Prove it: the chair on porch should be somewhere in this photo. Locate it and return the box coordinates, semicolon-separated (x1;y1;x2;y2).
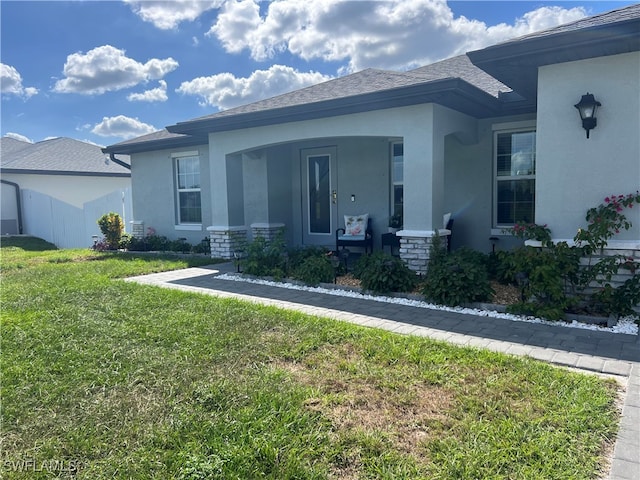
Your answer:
336;214;373;254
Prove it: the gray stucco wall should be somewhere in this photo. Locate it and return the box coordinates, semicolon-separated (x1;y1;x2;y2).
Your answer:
265;137;391;250
267;145;294;243
130;144;210;245
335;137;390;248
443;114;536;254
537;52;640;241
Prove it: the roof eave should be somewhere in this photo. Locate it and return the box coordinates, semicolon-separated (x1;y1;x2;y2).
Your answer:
102;134;208;155
0;168;131;178
167;79;511;136
468;20;640;99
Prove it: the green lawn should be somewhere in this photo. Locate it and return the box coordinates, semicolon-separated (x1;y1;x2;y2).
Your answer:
1;237;621;479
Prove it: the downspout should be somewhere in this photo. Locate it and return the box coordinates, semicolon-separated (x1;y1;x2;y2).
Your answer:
109;153;131;170
1;179;23;234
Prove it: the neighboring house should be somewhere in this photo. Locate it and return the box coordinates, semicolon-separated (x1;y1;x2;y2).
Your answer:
103;5;639;273
1;137;132;248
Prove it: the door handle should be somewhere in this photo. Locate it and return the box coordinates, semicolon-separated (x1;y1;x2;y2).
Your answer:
332;190;337;204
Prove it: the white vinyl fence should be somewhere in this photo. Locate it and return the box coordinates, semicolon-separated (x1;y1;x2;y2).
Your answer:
21;188;133;249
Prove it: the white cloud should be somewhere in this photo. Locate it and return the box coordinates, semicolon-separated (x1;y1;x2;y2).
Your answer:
4;132;34;143
176;64;331;109
127;80;168;102
91;115;157;139
53;45;178;95
208;0;587;72
1;64;39;98
124;0;224;30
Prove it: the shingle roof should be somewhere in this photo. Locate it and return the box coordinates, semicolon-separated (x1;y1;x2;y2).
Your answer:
0;137;32;156
467;3;640;98
407;55;509;97
106;129;193;147
509;3;640;42
182;55;509;125
105;3;639;153
1;137;130;176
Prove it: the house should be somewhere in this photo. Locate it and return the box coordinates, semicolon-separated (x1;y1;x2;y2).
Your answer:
103;5;639;274
1;136;132;248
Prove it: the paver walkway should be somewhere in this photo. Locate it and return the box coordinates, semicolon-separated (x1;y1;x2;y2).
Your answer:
126;263;640;480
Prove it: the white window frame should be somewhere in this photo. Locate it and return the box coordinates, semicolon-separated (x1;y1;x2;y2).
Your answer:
173;151;202;227
492;122;536;230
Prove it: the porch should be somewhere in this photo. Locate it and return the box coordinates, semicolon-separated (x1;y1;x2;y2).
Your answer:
203;104;476;274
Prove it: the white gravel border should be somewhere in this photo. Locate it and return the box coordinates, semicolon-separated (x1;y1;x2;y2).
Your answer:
216;273;638;335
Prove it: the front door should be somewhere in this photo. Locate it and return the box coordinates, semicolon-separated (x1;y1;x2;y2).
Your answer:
301;146;337;246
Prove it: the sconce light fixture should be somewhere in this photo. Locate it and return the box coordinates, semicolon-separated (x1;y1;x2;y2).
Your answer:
574;93;601;138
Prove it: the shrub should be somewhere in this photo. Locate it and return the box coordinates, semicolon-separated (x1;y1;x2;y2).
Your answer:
169;238;192;253
287;246;329;270
591;275;640;317
503;192;640;320
121;234;172;252
148;235;172;252
241;234;287;279
422;240;494;307
192;237;211;255
97;212;124;250
291;254;335;286
354;251;417;294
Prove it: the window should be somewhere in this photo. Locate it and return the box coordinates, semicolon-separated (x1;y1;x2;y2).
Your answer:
175;154;201;224
391;142;403;218
494;129;536;226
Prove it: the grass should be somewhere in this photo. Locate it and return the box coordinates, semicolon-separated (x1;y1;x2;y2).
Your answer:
1;236;622;479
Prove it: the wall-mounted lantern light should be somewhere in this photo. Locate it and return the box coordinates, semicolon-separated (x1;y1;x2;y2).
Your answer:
574;93;601;139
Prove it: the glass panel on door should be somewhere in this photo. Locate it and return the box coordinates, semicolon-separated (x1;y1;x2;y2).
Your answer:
308;154;331;234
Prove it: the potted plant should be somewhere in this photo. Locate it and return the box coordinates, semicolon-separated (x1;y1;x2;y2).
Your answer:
388;213;402;233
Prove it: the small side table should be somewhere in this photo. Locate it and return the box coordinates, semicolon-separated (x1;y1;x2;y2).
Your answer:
381;232;400;256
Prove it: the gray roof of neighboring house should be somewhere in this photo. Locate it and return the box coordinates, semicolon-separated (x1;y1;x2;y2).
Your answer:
0;136;33;156
467;4;640;98
1;137;130;176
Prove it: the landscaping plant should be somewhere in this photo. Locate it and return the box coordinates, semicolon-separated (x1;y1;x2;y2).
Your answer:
422;235;494;306
96;212;124;250
290;253;335;286
240;232;288;279
504;192;640;320
353;251;417;294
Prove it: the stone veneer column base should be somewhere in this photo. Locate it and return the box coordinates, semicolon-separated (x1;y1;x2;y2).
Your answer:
207;226;248;259
130;220;145;239
250;223;285;242
397;229;451;275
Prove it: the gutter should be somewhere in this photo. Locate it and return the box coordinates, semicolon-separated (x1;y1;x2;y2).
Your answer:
102;135;207;156
108;153;131;170
1;179;23;234
167;78;508;136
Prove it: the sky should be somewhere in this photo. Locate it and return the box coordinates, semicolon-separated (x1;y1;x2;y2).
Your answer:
1;0;637;147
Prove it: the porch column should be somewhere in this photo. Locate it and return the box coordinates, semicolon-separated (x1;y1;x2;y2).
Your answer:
399;111;447;273
209;146;231;227
207;225;247;259
207;138;247;259
243;151;269;238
